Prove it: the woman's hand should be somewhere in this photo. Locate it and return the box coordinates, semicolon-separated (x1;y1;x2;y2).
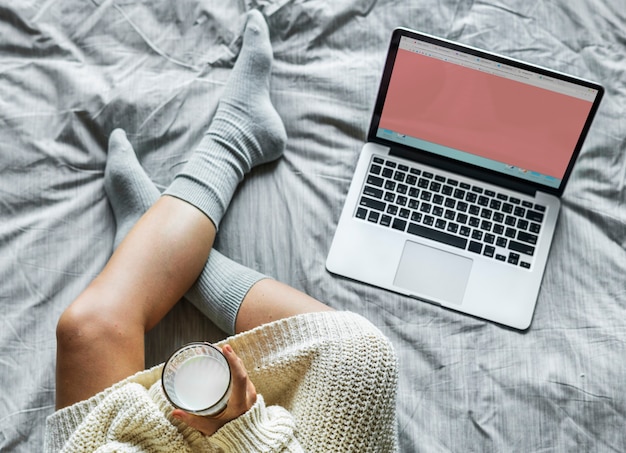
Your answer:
171;344;257;436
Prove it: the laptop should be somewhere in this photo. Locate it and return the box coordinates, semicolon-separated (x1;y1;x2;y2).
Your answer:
326;27;604;330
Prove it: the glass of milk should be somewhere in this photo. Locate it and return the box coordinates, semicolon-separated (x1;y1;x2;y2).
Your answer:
162;342;232;416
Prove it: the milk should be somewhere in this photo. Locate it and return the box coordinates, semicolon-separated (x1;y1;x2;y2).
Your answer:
173;355;230;411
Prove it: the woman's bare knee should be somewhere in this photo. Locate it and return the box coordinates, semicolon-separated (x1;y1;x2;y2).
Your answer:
55;289;145;408
58;290;113;349
57;297;101;354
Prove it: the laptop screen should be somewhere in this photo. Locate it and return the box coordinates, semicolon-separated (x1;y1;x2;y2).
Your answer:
372;31;603;194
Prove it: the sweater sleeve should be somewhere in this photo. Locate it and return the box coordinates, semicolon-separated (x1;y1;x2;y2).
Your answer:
208;395;304;452
47;380;303;453
56;382;197;453
147;377;304;452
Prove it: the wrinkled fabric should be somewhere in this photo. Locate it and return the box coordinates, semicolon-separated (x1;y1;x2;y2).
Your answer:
0;0;624;451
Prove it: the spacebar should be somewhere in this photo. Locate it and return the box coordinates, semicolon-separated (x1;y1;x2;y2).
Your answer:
407;223;468;249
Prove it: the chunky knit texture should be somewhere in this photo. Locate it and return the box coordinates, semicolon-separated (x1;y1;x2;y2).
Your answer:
45;311;399;452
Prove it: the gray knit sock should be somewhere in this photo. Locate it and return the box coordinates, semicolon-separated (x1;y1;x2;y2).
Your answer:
105;129;162;250
163;9;286;229
104;129;267;334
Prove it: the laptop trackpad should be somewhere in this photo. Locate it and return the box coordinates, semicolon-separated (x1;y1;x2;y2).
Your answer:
394;241;473;305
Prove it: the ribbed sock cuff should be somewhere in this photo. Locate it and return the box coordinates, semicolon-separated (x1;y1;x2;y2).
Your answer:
185;249;268;335
163;173;229;230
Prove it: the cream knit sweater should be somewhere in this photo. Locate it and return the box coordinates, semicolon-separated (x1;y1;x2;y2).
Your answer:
45;311;398;452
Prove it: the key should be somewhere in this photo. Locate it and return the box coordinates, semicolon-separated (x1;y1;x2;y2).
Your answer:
508;240;535;256
517;231;538;245
360;196;385;211
469;241;483;254
526;210;544;223
392;218;407;231
407;223;468;249
363;186;383;199
367;175;384;187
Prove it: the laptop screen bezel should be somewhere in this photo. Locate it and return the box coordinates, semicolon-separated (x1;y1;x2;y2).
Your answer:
367;28;605;197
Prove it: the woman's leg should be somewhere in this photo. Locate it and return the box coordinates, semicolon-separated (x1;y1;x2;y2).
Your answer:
105;129;269;336
234;279;332;333
55;10;292;409
55;196;215;408
102;129;333;337
56;190;331;409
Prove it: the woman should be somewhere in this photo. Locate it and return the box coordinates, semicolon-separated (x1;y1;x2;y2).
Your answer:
45;10;398;452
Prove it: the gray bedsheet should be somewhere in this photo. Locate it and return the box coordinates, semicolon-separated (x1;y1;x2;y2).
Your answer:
1;1;624;451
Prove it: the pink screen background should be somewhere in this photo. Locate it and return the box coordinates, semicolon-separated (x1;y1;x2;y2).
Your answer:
379;49;594;179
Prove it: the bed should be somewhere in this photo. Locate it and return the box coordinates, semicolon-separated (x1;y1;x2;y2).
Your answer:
1;0;624;451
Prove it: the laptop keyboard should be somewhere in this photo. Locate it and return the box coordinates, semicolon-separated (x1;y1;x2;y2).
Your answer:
355;156;547;269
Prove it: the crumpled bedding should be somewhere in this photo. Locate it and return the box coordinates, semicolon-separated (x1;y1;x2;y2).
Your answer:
1;1;624;451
